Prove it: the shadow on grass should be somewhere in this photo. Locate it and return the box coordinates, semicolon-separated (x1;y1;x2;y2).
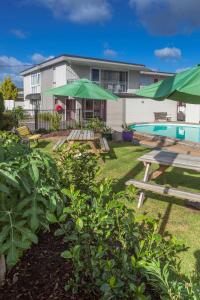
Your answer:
158;202;173;235
194;250;200;274
37;140;52;149
112;161;145;192
154;167;200;190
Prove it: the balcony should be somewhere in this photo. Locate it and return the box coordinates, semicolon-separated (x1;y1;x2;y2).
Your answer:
67;79;128;94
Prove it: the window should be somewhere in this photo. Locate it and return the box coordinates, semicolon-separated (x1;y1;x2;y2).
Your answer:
31;73;41;94
91;69;100;82
154;78;159;83
31;73;40;85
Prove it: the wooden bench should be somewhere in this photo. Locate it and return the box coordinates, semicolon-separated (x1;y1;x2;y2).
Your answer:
16;126;41;144
99;137;110;153
127;150;200;208
126;179;200;204
52;137;68;151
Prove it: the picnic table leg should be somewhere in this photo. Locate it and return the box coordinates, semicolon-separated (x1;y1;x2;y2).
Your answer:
88;141;104;163
138;163;151;208
88;141;99;155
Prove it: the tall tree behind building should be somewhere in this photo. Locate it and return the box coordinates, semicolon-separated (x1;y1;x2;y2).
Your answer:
0;77;18;100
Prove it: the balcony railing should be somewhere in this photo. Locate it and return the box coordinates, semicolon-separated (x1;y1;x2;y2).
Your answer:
67;79;128;93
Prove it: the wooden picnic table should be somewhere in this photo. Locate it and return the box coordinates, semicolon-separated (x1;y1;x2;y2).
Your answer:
67;129;98;155
127;150;200;208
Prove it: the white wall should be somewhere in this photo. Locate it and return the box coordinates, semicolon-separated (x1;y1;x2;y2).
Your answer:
125;97;177;123
106;98;125;131
4;100;15;110
23;75;33;109
55;64;67;87
185;104;200;123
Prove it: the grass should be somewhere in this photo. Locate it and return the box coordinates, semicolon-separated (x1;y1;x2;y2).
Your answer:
36;138;200;275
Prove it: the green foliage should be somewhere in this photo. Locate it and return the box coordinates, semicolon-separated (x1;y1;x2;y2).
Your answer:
122;123;133;132
38;112;52;122
0;111;15;130
0;139;62;268
0;77;18;100
51;112;62;131
0;91;4;113
101;125;112;134
57;143;99;192
11;106;26;127
0;131;28;162
144;260;200;299
38;112;62;131
86;118;105;132
54;181;184;299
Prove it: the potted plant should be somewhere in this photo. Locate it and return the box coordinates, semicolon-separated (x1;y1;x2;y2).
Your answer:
102;126;112;141
86;118;104;133
122;123;133;142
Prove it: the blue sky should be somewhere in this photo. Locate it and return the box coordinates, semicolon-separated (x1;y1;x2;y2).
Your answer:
1;0;200;86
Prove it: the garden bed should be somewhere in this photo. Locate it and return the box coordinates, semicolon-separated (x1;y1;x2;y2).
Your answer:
41;130;70;139
0;228;97;300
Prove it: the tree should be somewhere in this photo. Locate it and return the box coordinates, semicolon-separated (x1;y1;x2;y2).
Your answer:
0;91;5;113
0;77;18;100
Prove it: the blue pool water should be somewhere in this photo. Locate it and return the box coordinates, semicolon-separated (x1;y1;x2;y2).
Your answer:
130;123;200;143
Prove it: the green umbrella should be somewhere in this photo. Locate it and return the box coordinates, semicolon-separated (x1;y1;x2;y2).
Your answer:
45;78;119;101
137;65;200;104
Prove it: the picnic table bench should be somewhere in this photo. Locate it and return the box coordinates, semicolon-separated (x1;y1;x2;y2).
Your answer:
126;150;200;208
53;130;110;156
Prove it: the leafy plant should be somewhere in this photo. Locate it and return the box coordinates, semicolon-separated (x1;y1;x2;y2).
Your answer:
144;260;200;299
52;181;184;299
57;143;99;192
101;125;112;134
51;112;62;131
38;112;62;131
122;123;133;132
0;131;28;162
0;142;62;268
38;112;52;122
11;106;26;127
86;118;105;132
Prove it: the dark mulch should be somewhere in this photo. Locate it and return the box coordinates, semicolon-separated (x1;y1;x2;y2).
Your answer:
41;130;70;138
0;229;95;300
0;228;160;300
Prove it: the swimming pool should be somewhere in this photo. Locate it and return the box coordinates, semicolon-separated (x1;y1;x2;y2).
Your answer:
130;123;200;143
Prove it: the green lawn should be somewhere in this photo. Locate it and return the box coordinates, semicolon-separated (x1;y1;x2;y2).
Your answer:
36;139;200;275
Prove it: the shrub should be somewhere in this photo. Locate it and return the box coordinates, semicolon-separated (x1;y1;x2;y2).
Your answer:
144;260;200;299
0;91;4;114
0;112;15;130
11;106;26;127
51;112;62;131
57;143;99;192
0;131;28;162
38;112;52;122
38;112;62;131
0;141;62;268
52;181;184;299
86;118;105;132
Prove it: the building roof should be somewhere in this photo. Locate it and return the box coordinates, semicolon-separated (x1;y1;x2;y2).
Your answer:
140;70;175;77
20;54;147;76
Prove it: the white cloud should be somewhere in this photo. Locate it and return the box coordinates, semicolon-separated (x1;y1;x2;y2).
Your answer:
11;29;27;39
154;47;182;59
31;53;54;64
103;49;117;57
0;56;30;86
34;0;111;23
0;53;55;86
129;0;200;35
